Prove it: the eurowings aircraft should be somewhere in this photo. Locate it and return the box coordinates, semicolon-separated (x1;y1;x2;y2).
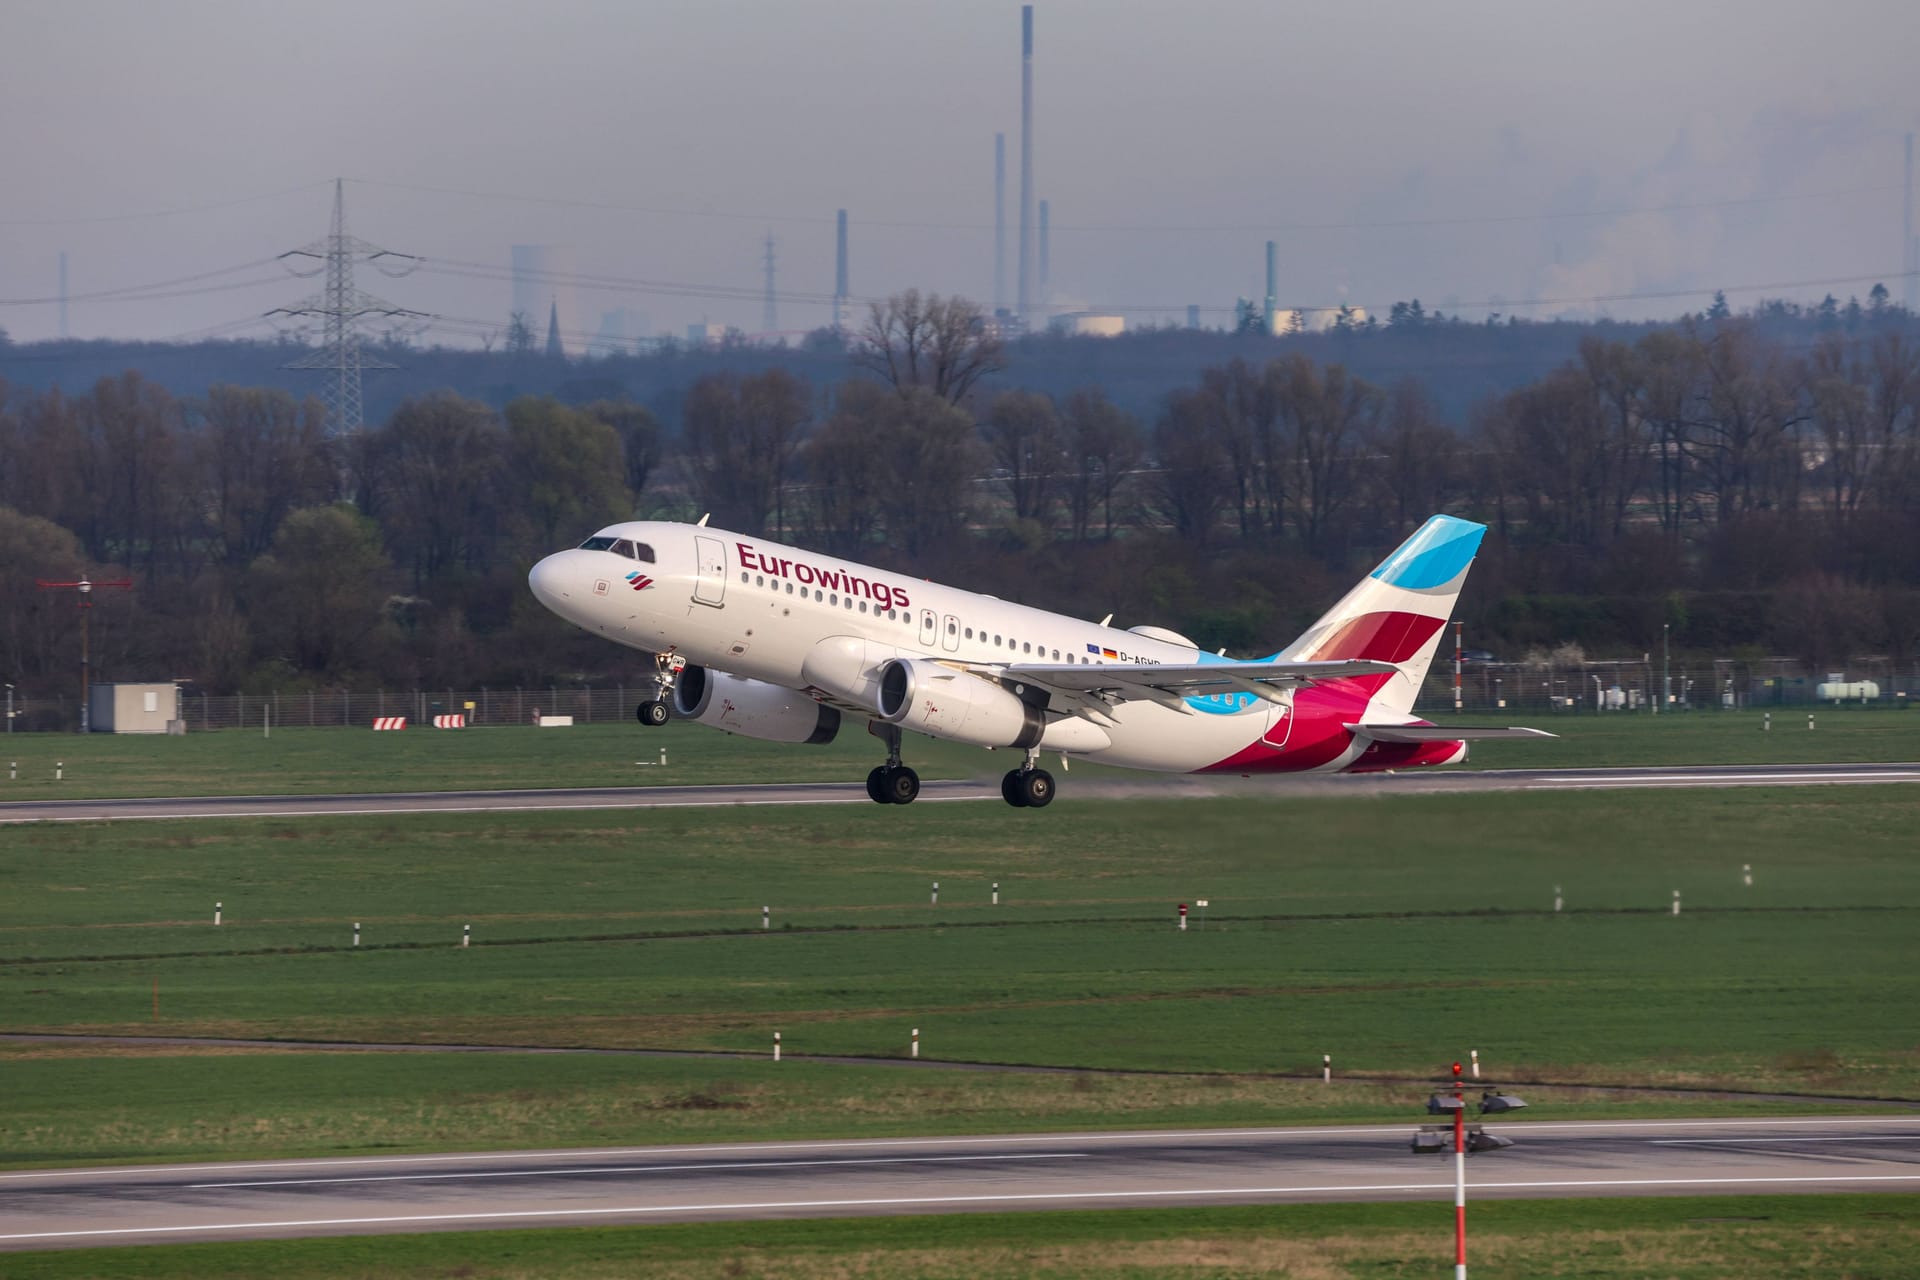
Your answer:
528;513;1548;808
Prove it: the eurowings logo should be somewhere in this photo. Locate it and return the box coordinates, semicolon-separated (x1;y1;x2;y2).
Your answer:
625;572;653;592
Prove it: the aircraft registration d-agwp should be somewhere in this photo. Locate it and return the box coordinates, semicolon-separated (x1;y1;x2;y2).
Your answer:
529;514;1548;808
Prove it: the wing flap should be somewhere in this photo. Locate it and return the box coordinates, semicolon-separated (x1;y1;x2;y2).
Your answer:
1002;658;1395;701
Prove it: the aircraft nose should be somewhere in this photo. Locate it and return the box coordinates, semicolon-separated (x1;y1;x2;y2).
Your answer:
527;552;573;611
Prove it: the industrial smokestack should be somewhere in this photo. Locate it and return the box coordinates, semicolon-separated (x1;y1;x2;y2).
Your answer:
1264;240;1277;334
994;134;1006;314
834;209;849;330
1906;133;1915;313
1017;4;1034;324
1038;199;1050;310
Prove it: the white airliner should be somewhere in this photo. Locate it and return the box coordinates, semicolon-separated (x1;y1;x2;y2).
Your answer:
528;514;1546;807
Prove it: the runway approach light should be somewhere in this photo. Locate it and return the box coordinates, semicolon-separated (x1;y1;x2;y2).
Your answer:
1479;1092;1528;1114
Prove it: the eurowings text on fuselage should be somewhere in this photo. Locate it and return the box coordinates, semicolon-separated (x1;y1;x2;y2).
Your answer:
527;515;1548;807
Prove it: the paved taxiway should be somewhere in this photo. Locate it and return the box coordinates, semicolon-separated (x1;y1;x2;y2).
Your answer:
2;1117;1916;1249
2;761;1916;824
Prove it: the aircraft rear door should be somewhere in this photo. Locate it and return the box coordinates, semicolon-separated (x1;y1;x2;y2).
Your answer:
692;535;726;607
941;613;961;653
1260;689;1294;749
919;608;938;648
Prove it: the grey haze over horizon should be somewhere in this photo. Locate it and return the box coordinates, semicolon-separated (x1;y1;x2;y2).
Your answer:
2;0;1916;347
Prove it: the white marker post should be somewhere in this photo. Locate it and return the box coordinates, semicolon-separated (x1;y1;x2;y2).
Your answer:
8;762;14;781
773;1031;782;1062
931;881;939;907
353;922;361;947
214;901;222;927
660;748;667;767
1672;889;1682;916
1809;713;1815;731
762;905;771;930
911;1027;920;1059
1763;712;1771;732
1470;1049;1480;1080
1553;886;1563;914
463;924;470;949
992;882;1000;906
1178;903;1188;932
1743;863;1753;888
1323;1053;1331;1083
55;761;63;782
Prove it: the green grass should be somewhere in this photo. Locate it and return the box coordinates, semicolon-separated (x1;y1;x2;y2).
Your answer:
4;1196;1917;1278
2;787;1916;1172
0;705;1913;800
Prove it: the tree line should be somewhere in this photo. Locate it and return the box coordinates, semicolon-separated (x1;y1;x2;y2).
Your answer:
2;290;1917;700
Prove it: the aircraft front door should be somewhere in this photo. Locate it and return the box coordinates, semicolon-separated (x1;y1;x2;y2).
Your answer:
692;535;726;608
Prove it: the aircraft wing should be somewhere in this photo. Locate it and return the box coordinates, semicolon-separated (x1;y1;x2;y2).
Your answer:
1345;724;1558;743
995;658;1397;710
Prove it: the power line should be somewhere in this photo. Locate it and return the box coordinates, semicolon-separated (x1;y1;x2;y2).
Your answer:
0;181;331;227
343;175;1900;235
0;259;283;306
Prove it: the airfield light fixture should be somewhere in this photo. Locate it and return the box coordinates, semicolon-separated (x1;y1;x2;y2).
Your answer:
1411;1061;1526;1279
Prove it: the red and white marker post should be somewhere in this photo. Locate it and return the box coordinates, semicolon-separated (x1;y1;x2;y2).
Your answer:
1452;1060;1467;1280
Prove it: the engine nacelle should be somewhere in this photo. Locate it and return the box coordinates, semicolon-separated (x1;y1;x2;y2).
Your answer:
877;658;1044;749
671;666;841;745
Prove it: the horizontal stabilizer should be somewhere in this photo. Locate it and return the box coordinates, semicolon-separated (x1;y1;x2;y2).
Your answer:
1345;724;1557;744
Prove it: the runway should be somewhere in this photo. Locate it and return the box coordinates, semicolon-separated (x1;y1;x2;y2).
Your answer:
3;1117;1917;1249
2;762;1916;823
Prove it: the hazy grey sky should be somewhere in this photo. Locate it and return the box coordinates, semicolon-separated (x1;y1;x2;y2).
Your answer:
2;0;1916;345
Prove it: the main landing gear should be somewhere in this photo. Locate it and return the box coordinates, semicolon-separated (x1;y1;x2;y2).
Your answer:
636;650;683;727
1001;750;1055;809
865;721;920;804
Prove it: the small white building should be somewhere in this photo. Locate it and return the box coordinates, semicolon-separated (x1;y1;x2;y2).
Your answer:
89;683;179;733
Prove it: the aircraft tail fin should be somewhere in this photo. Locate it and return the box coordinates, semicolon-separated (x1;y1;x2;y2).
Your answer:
1273;515;1485;716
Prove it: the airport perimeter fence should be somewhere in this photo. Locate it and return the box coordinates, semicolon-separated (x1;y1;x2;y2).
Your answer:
5;660;1917;734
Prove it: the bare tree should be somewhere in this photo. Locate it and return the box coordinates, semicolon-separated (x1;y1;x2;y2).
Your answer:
983;390;1064;525
853;289;1006;405
1061;388;1144;541
680;370;809;536
1152;389;1230;545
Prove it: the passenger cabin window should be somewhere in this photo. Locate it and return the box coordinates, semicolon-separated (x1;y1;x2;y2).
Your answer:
578;536;617;552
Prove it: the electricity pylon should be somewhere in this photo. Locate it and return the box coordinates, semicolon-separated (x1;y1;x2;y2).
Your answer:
268;179;426;436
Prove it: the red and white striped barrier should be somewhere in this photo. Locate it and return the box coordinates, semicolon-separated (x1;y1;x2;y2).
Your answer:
433;714;466;729
371;717;407;731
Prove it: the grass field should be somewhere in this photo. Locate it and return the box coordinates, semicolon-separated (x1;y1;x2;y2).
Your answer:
3;787;1916;1169
5;1196;1917;1278
0;705;1913;800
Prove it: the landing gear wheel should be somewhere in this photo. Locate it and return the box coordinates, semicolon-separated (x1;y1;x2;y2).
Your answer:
884;765;921;805
866;766;892;804
637;700;669;727
1001;769;1030;807
1019;768;1055;809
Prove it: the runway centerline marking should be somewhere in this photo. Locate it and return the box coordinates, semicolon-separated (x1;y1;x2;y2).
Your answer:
187;1152;1089;1189
8;1173;1920;1244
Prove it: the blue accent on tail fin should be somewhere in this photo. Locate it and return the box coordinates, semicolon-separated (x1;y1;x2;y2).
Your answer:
1368;515;1485;591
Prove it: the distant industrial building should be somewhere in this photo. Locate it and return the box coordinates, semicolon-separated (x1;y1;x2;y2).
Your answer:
88;683;179;734
1049;312;1125;338
685;321;729;347
590;307;651;356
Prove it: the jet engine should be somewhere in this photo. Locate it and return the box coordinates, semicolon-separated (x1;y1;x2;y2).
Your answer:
876;658;1044;749
671;666;841;745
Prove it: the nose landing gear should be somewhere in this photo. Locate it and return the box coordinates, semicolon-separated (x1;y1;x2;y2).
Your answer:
637;650;684;727
865;721;921;804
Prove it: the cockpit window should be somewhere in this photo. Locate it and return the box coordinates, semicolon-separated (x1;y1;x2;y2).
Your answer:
632;542;656;563
610;539;638;559
578;536;617;552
